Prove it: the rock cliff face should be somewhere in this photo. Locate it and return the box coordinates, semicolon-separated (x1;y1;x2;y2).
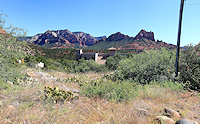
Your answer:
33;30;70;46
72;32;98;46
135;29;155;41
25;29;102;48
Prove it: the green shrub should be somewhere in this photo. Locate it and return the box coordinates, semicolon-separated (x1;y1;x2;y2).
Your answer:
179;44;200;91
105;53;126;70
24;55;38;67
45;58;64;71
0;79;17;95
80;78;139;102
148;81;183;91
80;77;183;102
65;74;89;84
0;79;12;90
66;58;108;73
112;48;176;84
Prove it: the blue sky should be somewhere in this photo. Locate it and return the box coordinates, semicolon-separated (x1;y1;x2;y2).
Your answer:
1;0;200;46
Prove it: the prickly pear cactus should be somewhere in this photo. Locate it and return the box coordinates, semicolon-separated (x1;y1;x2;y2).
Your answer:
44;86;74;103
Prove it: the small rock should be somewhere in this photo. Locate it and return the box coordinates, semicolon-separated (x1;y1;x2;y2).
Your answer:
10;101;20;107
0;95;6;99
27;72;37;78
72;93;79;100
175;119;199;124
138;109;149;116
7;105;16;112
164;108;181;119
59;85;80;93
154;116;175;124
2;119;12;123
6;81;13;85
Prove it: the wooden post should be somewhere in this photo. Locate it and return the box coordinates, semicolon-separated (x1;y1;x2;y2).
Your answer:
175;0;185;77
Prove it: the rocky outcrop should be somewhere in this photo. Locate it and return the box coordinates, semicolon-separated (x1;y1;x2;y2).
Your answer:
164;108;181;119
135;29;155;41
27;34;40;43
175;119;199;124
107;32;130;41
95;36;106;40
73;32;98;46
154;116;175;124
153;108;199;124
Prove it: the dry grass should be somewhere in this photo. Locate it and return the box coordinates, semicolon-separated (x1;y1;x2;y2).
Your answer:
0;70;199;124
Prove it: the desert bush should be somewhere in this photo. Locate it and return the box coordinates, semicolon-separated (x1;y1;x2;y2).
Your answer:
24;54;46;68
45;58;64;71
80;76;183;102
111;48;176;84
24;55;66;71
105;53;126;70
16;77;40;86
65;58;108;73
80;78;139;102
24;55;108;72
65;74;89;84
0;79;12;91
105;47;199;91
179;44;200;91
148;80;183;91
24;55;38;67
0;79;19;95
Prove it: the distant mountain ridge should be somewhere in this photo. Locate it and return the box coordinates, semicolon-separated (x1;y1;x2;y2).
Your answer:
19;29;106;49
19;29;177;50
89;30;177;50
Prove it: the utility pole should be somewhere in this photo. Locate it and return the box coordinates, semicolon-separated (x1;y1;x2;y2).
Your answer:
175;0;185;77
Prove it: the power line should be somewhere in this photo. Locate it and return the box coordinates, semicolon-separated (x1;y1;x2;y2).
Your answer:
185;3;200;5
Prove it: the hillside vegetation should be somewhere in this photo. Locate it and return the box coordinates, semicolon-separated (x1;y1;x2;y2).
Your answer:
88;37;176;51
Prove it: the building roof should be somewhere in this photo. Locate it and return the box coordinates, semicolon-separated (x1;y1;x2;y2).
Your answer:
108;47;116;51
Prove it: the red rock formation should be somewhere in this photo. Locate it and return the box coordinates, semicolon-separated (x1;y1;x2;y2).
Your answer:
0;28;7;34
135;29;155;41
